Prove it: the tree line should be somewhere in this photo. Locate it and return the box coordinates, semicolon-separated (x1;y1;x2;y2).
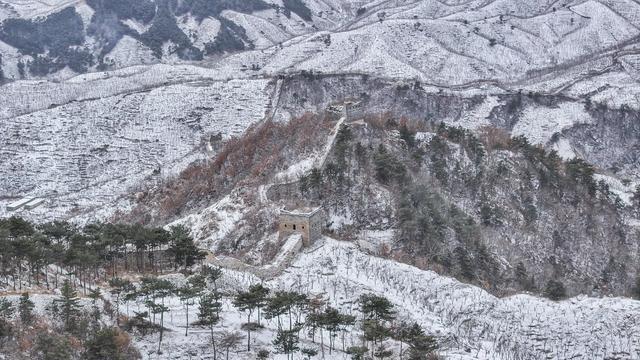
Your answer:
0;217;205;293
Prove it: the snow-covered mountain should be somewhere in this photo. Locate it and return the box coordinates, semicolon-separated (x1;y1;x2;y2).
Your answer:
2;1;640;359
2;0;640;91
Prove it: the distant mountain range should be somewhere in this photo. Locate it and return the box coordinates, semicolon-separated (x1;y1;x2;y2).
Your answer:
1;0;640;91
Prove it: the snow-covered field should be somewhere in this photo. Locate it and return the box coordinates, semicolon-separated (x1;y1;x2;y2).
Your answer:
0;77;273;222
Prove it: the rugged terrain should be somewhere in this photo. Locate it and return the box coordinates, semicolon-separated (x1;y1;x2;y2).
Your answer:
2;0;640;359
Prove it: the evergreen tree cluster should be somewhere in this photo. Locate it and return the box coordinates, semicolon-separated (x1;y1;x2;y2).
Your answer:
0;7;93;75
0;217;205;293
296;116;628;297
0;0;306;76
282;0;313;21
1;289;139;360
228;285;439;360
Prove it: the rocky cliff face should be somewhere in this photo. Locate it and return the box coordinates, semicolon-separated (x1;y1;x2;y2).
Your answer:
276;74;640;183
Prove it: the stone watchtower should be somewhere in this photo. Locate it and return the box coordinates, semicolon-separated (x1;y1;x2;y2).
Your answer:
278;207;324;247
343;100;363;121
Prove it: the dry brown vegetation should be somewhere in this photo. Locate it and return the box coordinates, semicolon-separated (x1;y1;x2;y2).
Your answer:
477;125;512;151
362;112;429;133
126;113;334;224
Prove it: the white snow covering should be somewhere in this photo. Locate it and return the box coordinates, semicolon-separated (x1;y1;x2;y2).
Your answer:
170;191;249;250
273;157;316;182
328;208;354;231
356;229;395;254
273;116;346;182
2;0;640;100
552;136;578;160
594;174;637;205
512;102;593;145
449;95;501;130
3;0;640;220
276;238;640;359
0;0;83;18
105;35;156;69
0;76;273;222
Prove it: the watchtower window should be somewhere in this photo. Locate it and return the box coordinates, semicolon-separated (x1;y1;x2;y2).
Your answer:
293;224;297;230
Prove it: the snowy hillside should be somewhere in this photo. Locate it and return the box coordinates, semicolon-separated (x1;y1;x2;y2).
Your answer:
0;75;273;222
124;238;640;359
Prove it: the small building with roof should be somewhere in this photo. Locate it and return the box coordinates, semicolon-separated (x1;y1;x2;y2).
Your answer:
278;206;324;247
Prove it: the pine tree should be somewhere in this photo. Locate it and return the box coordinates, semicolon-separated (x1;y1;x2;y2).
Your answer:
362;320;390;357
359;294;396;357
393;321;411;360
0;298;13;320
177;282;201;336
272;327;301;360
633;275;640;300
544;280;567;301
515;262;535;291
298;174;309;195
346;346;368;360
264;291;307;331
202;265;223;294
301;347;318;360
18;292;35;325
399;123;416;148
219;330;244;360
308;168;324;190
199;291;223;360
55;279;82;333
88;288;102;331
359;294;395;322
374;345;394;359
108;277;134;327
145;278;174;354
373;145;393;184
256;349;270;360
454;246;475;281
335;124;353;165
85;327;131;360
33;332;73;360
317;306;354;353
406;323;438;359
233;284;270;351
0;298;13;341
167;225;206;270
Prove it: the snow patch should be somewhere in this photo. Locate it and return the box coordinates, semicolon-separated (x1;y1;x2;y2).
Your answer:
512;102;592;145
